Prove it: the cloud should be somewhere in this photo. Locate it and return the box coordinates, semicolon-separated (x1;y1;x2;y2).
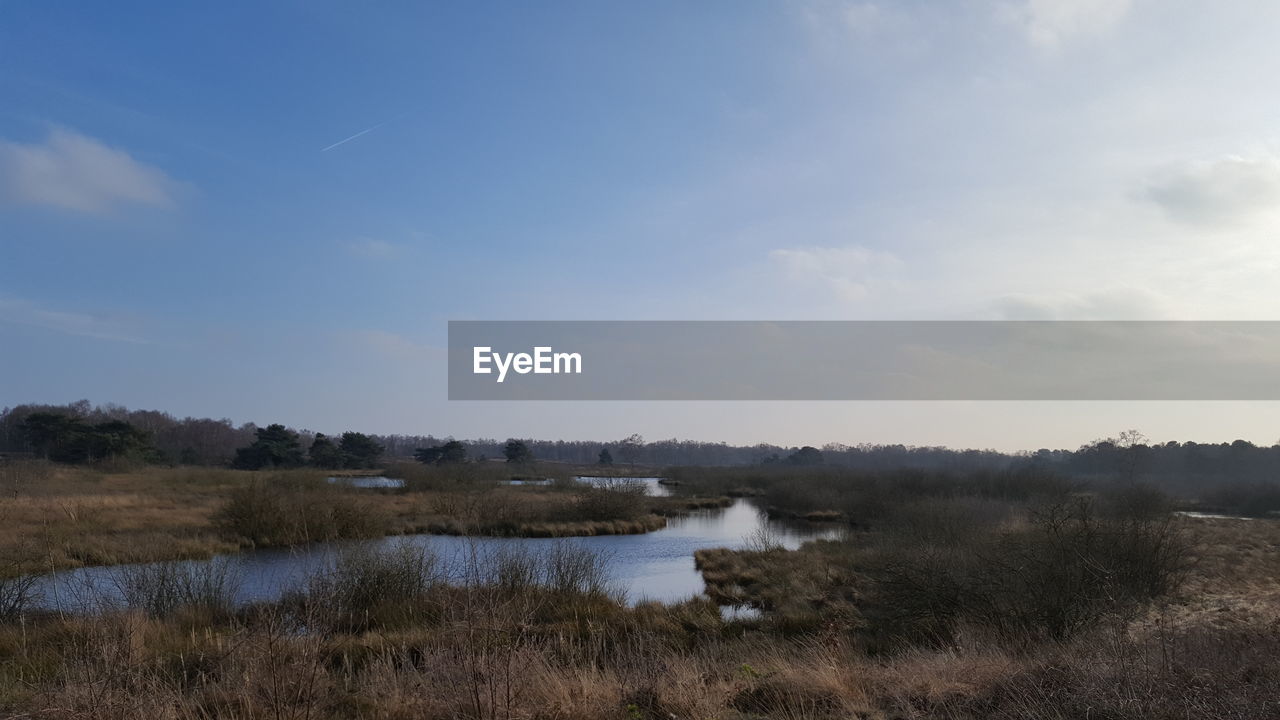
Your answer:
991;287;1178;320
346;237;402;258
1018;0;1132;50
770;246;902;303
1142;154;1280;227
341;330;443;368
0;127;178;214
841;2;885;34
0;296;150;343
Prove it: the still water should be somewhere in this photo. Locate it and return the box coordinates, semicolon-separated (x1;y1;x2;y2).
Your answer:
332;475;671;496
326;475;404;488
28;491;840;613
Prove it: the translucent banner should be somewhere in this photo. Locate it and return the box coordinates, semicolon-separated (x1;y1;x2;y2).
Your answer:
447;321;1280;400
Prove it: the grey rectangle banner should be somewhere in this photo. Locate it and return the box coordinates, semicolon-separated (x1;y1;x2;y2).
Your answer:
447;321;1280;400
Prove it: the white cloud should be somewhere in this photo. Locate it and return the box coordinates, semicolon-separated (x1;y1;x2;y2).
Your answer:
1018;0;1133;50
0;127;178;213
1142;154;1280;227
0;296;150;343
842;2;884;34
991;287;1179;320
346;237;402;258
770;246;902;303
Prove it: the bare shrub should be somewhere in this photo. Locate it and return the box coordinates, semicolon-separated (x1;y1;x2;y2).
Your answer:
301;543;440;632
111;557;241;618
215;476;386;546
480;542;616;599
568;485;646;522
963;624;1280;719
541;542;614;597
743;524;785;553
870;495;1190;645
0;571;37;621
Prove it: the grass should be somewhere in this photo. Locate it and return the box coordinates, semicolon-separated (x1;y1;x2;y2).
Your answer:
3;565;1278;719
0;461;727;578
0;461;246;576
3;461;1280;718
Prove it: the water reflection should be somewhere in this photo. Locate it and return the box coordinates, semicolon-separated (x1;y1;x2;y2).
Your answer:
326;476;404;488
573;475;673;497
27;499;841;612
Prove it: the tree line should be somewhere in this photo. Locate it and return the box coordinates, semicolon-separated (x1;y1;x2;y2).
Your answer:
8;402;1280;492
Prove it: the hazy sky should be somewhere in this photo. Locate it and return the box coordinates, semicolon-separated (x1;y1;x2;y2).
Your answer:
5;1;1280;451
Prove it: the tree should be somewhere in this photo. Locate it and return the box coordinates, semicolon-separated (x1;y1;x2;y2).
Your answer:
503;439;533;464
233;424;305;470
20;412;155;464
439;440;467;464
20;412;83;460
414;440;468;465
413;446;443;465
786;446;824;466
338;432;384;469
85;420;154;462
617;434;644;465
597;447;613;465
308;433;344;469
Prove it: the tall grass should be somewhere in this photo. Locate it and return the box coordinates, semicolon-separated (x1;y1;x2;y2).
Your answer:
215;474;387;546
299;543;442;632
110;557;241;618
666;465;1075;527
0;463;1267;718
0;574;36;622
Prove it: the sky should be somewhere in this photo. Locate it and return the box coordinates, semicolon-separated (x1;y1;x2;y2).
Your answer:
5;0;1280;451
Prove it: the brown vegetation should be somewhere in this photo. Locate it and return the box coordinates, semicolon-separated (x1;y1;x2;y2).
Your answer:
1;517;1278;719
3;460;1280;718
0;461;722;578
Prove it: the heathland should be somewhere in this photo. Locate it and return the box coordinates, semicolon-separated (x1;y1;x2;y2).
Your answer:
1;455;1279;718
0;460;730;578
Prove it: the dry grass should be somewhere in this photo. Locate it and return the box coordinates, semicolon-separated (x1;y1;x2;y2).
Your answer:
0;462;715;578
4;463;1280;718
1135;516;1280;632
0;462;245;575
6;607;1277;719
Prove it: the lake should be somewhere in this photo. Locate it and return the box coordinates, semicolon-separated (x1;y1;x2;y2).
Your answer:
26;488;841;613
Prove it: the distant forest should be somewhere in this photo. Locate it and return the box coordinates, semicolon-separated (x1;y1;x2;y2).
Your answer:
4;400;1280;490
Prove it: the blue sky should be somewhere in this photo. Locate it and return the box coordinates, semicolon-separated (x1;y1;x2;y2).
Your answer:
6;1;1280;450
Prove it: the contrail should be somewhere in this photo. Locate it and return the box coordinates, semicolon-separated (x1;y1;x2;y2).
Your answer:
320;121;386;152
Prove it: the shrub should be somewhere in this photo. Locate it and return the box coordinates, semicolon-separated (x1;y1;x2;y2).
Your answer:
0;541;39;622
869;495;1190;645
567;485;646;522
1202;480;1280;518
215;476;386;546
541;542;613;596
110;558;241;618
301;543;440;632
0;575;36;622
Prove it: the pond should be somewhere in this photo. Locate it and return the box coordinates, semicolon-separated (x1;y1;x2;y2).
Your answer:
326;475;404;488
26;498;842;613
573;475;673;497
332;475;671;494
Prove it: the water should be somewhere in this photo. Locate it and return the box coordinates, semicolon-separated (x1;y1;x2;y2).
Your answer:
330;475;667;493
1174;510;1253;521
574;475;673;497
26;499;840;612
326;475;404;488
